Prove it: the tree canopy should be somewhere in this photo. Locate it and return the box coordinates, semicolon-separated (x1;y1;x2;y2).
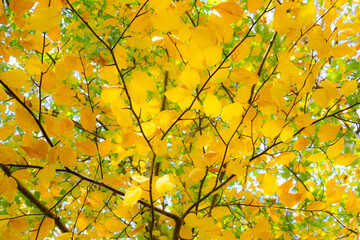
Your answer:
0;0;360;239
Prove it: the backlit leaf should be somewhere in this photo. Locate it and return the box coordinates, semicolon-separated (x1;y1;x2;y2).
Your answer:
25;7;62;32
123;186;143;206
0;69;28;88
81;106;96;132
203;94;222;117
156;175;174;193
101;87;121;103
58;146;78;168
59;117;74;136
307;201;326;211
247;0;266;13
317;123;340;142
262;173;277;195
335;154;357;166
37;218;54;239
0;147;18;164
296;2;316;26
75;140;97;156
327;138;344;158
212;2;243;24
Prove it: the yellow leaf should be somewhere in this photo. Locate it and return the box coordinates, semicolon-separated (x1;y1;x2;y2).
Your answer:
262;173;277;195
23;139;48;159
56;233;73;240
276;152;296;165
327;138;344;158
105;217;126;232
63;54;81;71
48;25;61;42
132;174;149;183
212;2;243;24
164;86;192;104
25;7;62;32
151;10;183;32
140;121;157;138
89;191;103;208
128;71;157;104
59;117;74;136
307;201;326;211
75;140;97;156
9;217;29;232
0;173;8;195
186;168;205;185
123;186;143;206
47;146;59;165
312;84;340;108
179;68;200;90
3;177;17;202
317;123;340;142
230;38;253;62
254;217;272;239
180;225;193;239
114;45;127;70
149;0;172;10
335;154;357;166
211;68;229;84
101;87;121;103
212;207;231;219
341;80;357;96
81;106;96;132
221;102;243;123
280;192;302;208
58;146;78;167
77;212;88;231
0;86;7;101
330;44;355;58
296;1;316;27
44;114;59;137
38;165;55;187
99;66;119;84
156;175;174;193
99;139;111;156
307;153;325;162
280;125;294;141
203;94;222;117
0;69;28;88
53;83;75;105
295;113;314;129
294;137;310;151
129;224;145;237
37;218;54;239
15;107;40;133
11;169;32;180
262;120;284;139
102;177;125;189
0;146;19;164
204;46;222;66
25;55;43;75
247;0;266;13
0;125;14;141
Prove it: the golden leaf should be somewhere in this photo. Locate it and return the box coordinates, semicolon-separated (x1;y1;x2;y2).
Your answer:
307;201;326;211
123;186;143;206
25;7;62;32
155;175;174;193
203;94;222;117
81;106;96;132
212;2;243;24
75;140;97;156
58;146;78;168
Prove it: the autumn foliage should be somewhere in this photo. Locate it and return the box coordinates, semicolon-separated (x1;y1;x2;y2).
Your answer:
1;0;360;239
